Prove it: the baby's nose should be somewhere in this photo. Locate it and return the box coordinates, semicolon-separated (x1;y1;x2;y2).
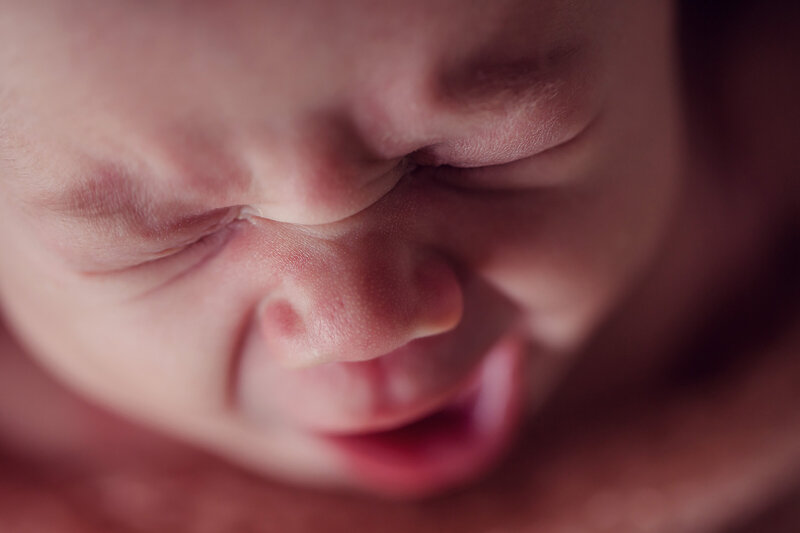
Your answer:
258;232;464;368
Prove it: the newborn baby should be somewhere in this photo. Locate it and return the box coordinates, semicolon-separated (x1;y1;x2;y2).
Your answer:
0;0;796;512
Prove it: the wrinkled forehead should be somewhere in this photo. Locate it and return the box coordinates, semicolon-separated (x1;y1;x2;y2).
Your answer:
0;0;606;208
1;0;596;124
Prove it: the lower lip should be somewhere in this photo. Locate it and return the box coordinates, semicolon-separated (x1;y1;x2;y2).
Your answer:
323;334;526;498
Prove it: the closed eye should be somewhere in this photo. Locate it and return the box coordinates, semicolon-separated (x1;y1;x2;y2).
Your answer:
417;110;599;191
74;215;249;300
79;205;250;276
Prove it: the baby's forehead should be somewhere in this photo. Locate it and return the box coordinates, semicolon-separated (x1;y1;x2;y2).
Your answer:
3;3;600;223
2;0;595;130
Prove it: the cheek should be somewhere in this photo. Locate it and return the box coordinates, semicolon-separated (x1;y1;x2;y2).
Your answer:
479;204;654;349
0;213;244;428
454;144;681;350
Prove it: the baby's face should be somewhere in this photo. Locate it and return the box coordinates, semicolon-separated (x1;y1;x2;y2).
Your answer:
0;0;681;496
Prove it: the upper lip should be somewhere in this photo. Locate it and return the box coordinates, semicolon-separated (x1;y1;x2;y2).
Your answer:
268;330;495;435
235;276;520;435
317;348;485;436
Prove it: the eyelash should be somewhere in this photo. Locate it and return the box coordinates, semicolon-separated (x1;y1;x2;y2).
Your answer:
415;159;537;192
413;113;598;191
171;223;232;257
136;209;246;269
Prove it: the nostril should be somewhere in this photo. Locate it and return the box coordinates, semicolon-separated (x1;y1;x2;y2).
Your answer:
262;299;304;338
259;298;311;368
257;251;464;368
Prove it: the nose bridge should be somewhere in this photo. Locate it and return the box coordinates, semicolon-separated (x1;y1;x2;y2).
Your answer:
246;113;403;226
259;229;464;368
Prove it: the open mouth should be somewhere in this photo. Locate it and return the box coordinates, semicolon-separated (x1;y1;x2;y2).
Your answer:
323;333;526;498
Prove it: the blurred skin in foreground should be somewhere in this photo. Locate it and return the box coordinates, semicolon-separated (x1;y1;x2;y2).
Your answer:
0;0;799;531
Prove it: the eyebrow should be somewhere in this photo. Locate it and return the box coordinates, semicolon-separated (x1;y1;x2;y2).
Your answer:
42;167;146;218
35;166;209;241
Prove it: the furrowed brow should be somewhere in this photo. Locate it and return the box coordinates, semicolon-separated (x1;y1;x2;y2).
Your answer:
42;169;148;220
34;167;201;241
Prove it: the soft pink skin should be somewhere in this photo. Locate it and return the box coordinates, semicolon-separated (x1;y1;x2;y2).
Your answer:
0;0;681;494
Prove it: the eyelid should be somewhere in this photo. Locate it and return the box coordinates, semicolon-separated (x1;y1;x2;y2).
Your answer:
423;110;599;191
147;206;244;257
104;219;244;299
76;205;249;276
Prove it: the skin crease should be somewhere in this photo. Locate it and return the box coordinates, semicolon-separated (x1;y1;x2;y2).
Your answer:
0;0;799;530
